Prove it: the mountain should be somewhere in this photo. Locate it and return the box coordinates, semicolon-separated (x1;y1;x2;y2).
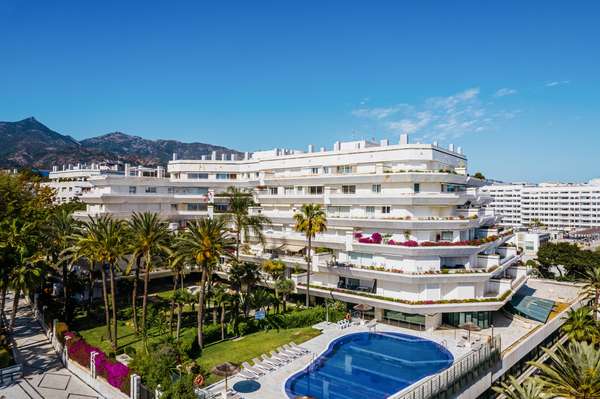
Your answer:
0;117;240;169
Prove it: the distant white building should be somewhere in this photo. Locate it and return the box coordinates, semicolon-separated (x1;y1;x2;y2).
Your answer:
73;134;524;330
481;179;600;232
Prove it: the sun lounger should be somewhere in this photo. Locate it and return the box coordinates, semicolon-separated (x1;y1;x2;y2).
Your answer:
290;342;310;354
242;362;265;377
237;369;258;380
252;357;275;372
283;344;306;356
261;353;284;367
277;346;300;359
270;350;291;363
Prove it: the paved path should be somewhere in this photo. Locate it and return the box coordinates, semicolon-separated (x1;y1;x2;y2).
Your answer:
0;293;103;399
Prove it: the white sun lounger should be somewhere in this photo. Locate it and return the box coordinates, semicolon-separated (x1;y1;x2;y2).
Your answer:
270;350;291;363
237;369;258;380
252;357;275;372
277;346;300;359
242;362;265;377
290;342;310;354
283;344;307;356
261;353;284;367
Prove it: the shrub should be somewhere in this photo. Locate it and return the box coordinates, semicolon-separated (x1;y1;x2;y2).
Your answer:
0;349;11;368
279;305;344;328
179;328;200;358
55;322;69;345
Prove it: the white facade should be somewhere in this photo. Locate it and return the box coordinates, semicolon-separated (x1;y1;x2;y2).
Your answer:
481;180;600;231
76;136;523;326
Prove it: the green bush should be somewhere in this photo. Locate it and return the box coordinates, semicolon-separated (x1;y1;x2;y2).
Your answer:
279;305;344;328
0;349;12;368
161;373;197;399
55;322;69;345
179;328;200;358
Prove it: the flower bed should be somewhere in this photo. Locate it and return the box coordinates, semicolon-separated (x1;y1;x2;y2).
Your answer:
65;332;130;394
357;231;512;248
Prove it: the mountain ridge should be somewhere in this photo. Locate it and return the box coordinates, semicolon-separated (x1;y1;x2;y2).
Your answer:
0;117;240;169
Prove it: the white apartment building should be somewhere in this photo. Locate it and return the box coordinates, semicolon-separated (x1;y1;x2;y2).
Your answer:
481;179;600;231
75;135;524;330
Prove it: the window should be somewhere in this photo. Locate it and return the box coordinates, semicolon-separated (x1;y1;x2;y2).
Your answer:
382;206;391;214
214;204;228;212
441;231;453;241
336;165;352;174
308;186;324;195
366;206;375;216
187;203;207;211
188;172;208;179
323;167;330;174
311;167;319;175
269;187;278;195
372;184;381;193
342;185;356;194
168;187;175;194
170;204;178;211
216;173;236;180
129;186;137;194
284;186;294;195
414;183;420;193
145;187;157;193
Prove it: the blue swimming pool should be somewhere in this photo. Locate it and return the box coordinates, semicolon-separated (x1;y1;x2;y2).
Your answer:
284;332;453;399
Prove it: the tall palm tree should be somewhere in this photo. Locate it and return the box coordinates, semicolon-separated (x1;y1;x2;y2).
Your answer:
126;212;172;343
230;261;262;317
262;259;286;312
581;265;600;321
562;306;598;342
67;217;112;343
223;187;271;260
529;341;600;398
275;278;295;312
493;376;548;399
43;208;79;322
211;284;230;341
172;217;235;349
293;204;327;307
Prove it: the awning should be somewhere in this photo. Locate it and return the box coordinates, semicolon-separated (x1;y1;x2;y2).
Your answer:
264;242;284;250
283;244;306;253
507;295;555;323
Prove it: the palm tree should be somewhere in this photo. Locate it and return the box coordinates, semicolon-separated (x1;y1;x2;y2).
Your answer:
493;376;548;399
67;217;112;343
43;208;79;322
529;341;600;398
172;217;235;350
262;259;286;312
229;261;262;317
293;204;327;307
275;278;295;312
581;265;600;320
126;212;172;343
223;187;271;260
94;216;128;351
211;284;231;341
562;307;598;342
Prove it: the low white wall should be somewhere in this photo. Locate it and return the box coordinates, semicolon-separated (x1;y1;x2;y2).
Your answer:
67;360;129;399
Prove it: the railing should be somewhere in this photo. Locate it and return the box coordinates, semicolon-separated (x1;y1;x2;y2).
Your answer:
392;335;501;399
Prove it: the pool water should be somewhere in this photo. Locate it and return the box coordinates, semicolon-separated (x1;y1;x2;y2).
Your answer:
284;332;453;399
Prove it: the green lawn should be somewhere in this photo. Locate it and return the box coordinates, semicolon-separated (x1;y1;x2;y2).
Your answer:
77;318;167;354
197;327;321;385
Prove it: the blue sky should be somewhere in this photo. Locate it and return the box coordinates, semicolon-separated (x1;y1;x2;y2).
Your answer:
1;1;598;182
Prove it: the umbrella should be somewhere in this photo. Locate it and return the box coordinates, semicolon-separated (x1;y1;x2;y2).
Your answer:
353;303;373;319
459;322;481;342
212;362;240;396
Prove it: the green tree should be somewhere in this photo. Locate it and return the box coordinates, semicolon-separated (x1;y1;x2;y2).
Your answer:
493;376;548;399
582;266;600;321
529;341;600;398
222;187;271;260
229;261;262;317
562;307;598;342
262;259;286;312
472;172;486;180
172;217;235;349
210;284;231;341
293;204;327;307
42;207;80;322
537;242;581;278
126;212;172;345
275;278;295;312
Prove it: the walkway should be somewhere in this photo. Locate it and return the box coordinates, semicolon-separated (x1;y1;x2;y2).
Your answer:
0;292;103;399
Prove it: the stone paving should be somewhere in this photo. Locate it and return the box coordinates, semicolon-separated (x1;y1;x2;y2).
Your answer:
0;292;103;399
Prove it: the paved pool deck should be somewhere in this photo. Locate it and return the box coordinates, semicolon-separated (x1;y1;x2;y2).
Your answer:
210;321;471;399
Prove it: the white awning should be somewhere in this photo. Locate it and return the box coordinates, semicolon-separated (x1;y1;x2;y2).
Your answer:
283;244;306;253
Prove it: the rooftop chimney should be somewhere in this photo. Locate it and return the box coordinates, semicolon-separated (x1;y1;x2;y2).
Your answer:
380;139;389;147
211;151;217;161
52;165;58;172
172;153;177;161
221;153;226;161
124;163;130;176
433;141;438;147
457;146;462;154
244;152;249;160
308;144;314;153
320;147;325;152
449;143;455;152
400;134;409;145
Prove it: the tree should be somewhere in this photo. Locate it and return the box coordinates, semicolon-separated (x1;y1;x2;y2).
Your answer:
222;187;271;260
42;207;80;322
173;217;235;350
537;242;582;278
275;278;295;312
210;284;231;341
581;266;600;321
562;307;598;342
262;259;286;312
229;261;262;317
529;341;600;398
293;204;327;307
127;212;172;344
472;172;486;180
493;376;548;399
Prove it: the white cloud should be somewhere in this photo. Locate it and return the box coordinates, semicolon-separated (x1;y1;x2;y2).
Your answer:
351;87;519;141
545;80;570;87
494;88;517;97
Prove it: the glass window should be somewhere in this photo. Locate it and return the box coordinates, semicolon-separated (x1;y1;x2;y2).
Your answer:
336;165;353;174
129;186;137;194
308;186;323;195
170;204;177;211
414;183;420;193
441;231;453;241
342;185;356;194
188;172;209;179
216;173;228;180
366;206;375;215
145;187;157;193
187;203;208;211
382;206;391;214
284;186;294;195
323;167;330;174
269;187;278;195
372;184;381;193
311;167;319;175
